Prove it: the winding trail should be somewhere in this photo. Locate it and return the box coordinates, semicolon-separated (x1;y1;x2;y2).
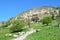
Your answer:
13;28;36;40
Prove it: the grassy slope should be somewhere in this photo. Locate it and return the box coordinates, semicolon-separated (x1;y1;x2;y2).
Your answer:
0;20;59;40
0;27;29;40
0;28;13;40
25;21;60;40
30;22;45;29
25;26;60;40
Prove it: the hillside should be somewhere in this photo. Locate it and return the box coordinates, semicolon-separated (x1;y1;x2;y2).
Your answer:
0;22;3;27
25;24;60;40
9;6;60;23
0;6;60;40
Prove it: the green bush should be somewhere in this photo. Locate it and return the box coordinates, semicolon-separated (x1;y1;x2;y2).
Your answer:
42;16;52;26
10;19;25;32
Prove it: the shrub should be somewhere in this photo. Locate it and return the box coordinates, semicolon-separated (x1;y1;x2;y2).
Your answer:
42;16;52;26
10;19;25;32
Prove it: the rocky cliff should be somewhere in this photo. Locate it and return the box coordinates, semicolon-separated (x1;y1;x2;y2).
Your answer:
9;6;60;22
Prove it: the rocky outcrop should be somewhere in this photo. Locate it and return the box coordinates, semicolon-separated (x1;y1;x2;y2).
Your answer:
9;6;60;22
0;22;3;27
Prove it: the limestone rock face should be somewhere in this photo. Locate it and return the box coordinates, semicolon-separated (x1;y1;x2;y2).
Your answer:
0;22;3;27
9;6;60;22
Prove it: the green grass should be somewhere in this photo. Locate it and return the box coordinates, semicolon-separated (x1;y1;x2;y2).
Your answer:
30;22;45;29
22;28;29;32
0;27;29;40
0;28;13;40
0;20;59;40
25;20;60;40
25;25;60;40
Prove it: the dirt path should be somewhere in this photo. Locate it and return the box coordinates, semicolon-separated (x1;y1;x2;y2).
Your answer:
13;28;36;40
13;25;52;40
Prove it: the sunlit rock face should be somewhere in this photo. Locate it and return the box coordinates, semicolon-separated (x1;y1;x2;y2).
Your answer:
0;22;3;27
10;6;60;22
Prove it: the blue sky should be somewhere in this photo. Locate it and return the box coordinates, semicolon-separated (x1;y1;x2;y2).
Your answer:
0;0;60;22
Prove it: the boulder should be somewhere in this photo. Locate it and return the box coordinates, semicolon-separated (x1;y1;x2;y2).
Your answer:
8;34;12;37
19;32;25;36
13;34;19;38
5;34;12;37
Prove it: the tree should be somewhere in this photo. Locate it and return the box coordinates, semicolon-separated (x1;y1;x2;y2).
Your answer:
42;16;52;26
10;19;25;32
